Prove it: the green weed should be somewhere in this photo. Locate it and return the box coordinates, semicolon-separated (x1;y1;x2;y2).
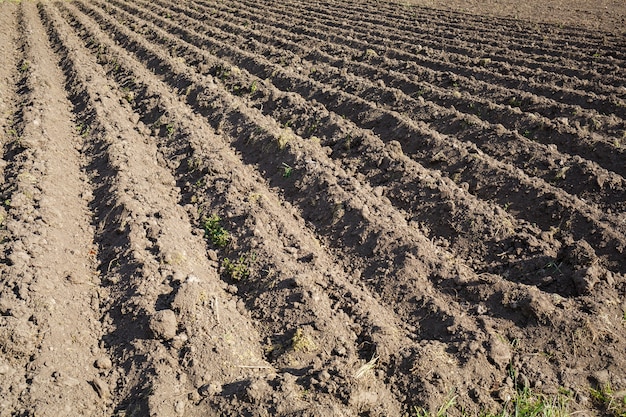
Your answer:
222;255;249;281
18;59;29;73
291;328;316;352
76;123;90;137
410;391;457;417
281;162;293;178
203;214;230;248
509;97;522;107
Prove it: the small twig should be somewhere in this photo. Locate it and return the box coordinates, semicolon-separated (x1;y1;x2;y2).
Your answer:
212;295;220;324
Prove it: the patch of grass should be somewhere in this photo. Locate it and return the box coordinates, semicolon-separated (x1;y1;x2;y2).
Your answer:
202;214;230;248
410;391;457;417
591;383;626;417
222;255;250;281
499;384;570;417
408;382;572;417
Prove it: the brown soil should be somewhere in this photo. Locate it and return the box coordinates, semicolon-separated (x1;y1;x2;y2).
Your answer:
0;0;624;416
404;0;626;34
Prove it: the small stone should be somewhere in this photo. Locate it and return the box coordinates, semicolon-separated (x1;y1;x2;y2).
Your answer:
175;400;185;415
0;363;12;375
172;271;185;284
94;356;113;370
171;332;188;349
91;378;110;399
199;382;222;397
150;309;178;340
476;304;488;315
592;369;611;386
188;390;201;402
60;376;80;387
207;250;218;262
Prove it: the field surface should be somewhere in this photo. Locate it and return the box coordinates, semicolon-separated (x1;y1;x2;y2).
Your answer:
0;0;625;416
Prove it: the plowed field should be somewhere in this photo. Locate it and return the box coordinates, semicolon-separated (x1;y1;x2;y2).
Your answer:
1;0;625;416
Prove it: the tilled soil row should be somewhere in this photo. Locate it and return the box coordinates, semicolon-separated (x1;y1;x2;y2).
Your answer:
50;1;626;414
283;0;626;65
81;0;554;291
151;0;626;209
0;3;104;415
223;0;626;121
52;1;419;414
86;0;626;276
271;0;626;88
1;0;625;416
183;0;626;180
0;2;19;194
193;0;626;147
210;0;626;152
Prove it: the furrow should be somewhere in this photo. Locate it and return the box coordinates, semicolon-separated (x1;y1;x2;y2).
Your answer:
158;0;626;210
39;3;282;415
355;0;626;62
1;0;622;415
214;0;626;120
74;0;510;363
95;0;626;275
177;0;626;180
0;1;19;204
89;0;583;293
53;1;418;413
0;2;105;416
0;3;30;415
229;0;626;126
272;0;626;87
266;0;626;73
57;2;626;412
69;0;480;350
